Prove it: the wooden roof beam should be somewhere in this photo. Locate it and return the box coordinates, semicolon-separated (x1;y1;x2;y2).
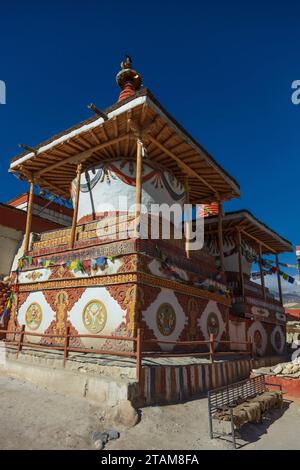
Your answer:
18;144;37;154
87;103;109;120
147;135;220;199
240;229;276;254
34;135;132;177
36;176;69;198
89;129;101;145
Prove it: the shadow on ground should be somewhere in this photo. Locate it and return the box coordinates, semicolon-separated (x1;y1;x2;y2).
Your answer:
232;400;293;449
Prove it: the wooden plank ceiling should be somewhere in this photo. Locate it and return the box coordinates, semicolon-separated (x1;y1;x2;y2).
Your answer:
205;211;293;254
9;94;240;204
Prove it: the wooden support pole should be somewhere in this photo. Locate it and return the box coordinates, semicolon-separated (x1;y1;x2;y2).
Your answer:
24;180;35;254
276;254;283;306
136;327;142;383
237;230;245;298
226;308;230;343
185;178;190;259
70;163;82;248
258;243;266;300
135;140;143;238
63;325;70;367
17;324;25;358
209;333;215;364
218;201;225;272
87;103;108;120
250;340;254;359
18;144;37;154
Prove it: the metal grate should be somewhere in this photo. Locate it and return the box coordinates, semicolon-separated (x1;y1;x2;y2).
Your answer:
207;374;283;449
208;375;266;413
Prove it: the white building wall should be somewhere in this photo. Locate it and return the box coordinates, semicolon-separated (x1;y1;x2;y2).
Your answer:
0;225;23;278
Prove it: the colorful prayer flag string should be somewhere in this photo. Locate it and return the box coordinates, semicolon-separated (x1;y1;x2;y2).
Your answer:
0;290;14;321
251;267;296;284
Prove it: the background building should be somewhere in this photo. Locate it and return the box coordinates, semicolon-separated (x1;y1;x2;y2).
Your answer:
0;193;73;329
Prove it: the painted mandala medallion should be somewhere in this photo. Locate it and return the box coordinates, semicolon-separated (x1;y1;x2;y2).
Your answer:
82;300;107;333
25;303;42;330
207;312;219;337
254;330;263;350
156;303;176;336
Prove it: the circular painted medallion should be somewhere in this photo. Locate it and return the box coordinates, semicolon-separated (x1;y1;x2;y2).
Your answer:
25;303;42;330
156;303;176;336
207;312;220;337
271;325;285;354
254;330;263;350
248;321;267;356
82;300;107;333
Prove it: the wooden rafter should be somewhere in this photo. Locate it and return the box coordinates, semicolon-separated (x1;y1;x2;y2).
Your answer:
147;135;219;198
33;135;132;177
9;97;240;204
240;229;276;254
36;176;69;197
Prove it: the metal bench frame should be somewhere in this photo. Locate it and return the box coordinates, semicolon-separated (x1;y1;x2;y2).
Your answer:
208;375;282;449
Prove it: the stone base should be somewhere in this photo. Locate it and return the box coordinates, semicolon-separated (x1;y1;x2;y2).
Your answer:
0;346;287;407
1;347;138;407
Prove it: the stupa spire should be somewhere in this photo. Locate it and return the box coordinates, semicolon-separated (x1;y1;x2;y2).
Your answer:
116;55;142;102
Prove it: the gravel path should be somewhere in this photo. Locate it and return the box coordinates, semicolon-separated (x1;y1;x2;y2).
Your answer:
106;398;300;451
0;374;98;449
1;373;299;450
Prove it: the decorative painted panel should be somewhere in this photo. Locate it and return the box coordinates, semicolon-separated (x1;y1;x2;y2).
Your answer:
247;320;267;356
17;291;56;343
18;269;51;284
198;300;226;344
68;286;126;348
142;288;187;352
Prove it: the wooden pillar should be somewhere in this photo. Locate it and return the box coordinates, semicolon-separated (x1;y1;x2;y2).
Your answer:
24;180;35;254
237;230;245;298
70;163;82;248
276;254;283;305
258;243;266;300
185;178;190;259
63;325;70;367
218;201;225;272
135;139;143;238
136;327;142;383
209;333;215;363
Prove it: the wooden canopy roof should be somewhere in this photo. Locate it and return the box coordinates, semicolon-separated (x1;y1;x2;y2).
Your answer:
9;89;240;204
205;210;293;254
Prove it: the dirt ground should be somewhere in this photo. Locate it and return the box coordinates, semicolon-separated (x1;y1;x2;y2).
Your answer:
0;373;300;450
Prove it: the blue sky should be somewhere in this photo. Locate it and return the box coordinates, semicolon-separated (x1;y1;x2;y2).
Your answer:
0;0;299;278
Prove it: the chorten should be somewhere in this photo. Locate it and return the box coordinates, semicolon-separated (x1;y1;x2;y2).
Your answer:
4;57;292;361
